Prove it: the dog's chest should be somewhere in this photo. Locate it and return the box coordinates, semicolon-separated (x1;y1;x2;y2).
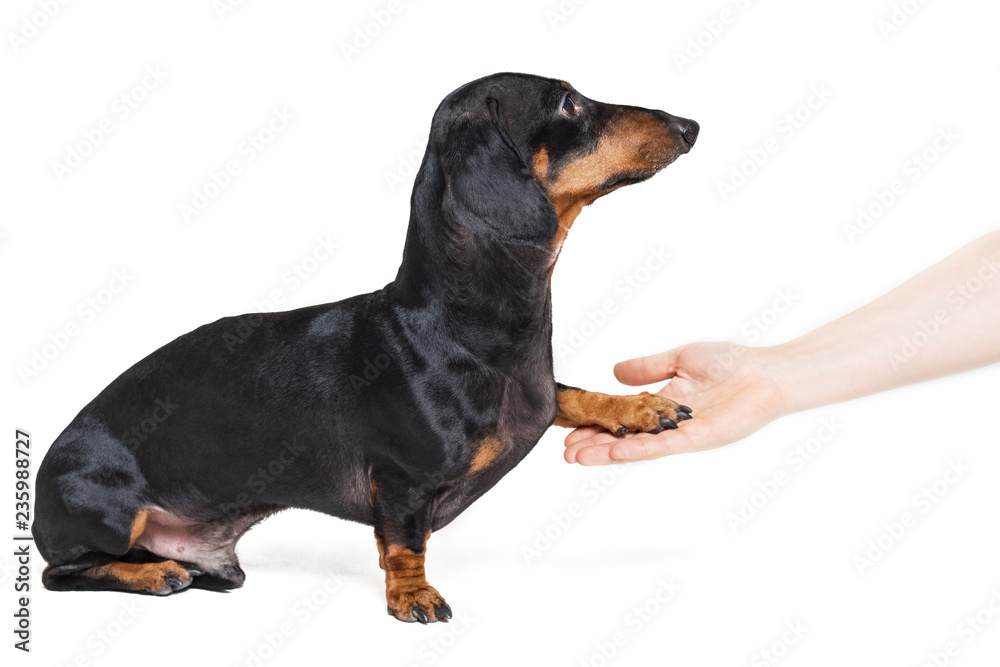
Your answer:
470;367;557;469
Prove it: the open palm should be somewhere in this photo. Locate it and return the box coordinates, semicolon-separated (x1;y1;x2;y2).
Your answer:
563;342;788;465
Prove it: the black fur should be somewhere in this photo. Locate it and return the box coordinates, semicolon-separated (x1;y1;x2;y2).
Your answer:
33;72;697;598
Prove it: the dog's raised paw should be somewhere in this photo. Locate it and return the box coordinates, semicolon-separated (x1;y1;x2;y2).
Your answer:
605;392;691;435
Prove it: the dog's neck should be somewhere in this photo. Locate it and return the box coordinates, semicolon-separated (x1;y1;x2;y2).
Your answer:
388;154;558;362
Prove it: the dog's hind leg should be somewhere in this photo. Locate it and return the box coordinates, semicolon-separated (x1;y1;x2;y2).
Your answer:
33;428;199;595
39;509;199;595
133;506;282;592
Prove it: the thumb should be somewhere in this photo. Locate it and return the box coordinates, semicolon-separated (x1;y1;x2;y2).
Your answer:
614;348;681;386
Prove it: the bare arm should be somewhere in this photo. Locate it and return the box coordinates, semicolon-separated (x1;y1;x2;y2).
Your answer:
564;231;1000;465
777;230;1000;411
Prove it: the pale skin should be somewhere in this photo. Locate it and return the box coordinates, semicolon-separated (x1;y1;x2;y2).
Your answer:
564;231;1000;465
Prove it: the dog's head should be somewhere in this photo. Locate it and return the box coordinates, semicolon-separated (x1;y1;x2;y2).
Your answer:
428;73;698;248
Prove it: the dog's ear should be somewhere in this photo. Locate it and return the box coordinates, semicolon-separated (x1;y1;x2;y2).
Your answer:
439;98;558;246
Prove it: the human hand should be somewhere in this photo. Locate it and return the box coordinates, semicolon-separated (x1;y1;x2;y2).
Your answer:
563;342;790;465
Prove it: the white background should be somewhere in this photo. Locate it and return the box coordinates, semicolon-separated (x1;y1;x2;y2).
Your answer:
3;1;1000;665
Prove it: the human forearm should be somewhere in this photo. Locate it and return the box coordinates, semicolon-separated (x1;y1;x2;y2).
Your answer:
770;231;1000;415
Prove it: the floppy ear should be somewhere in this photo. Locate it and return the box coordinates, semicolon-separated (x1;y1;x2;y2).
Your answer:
439;98;559;246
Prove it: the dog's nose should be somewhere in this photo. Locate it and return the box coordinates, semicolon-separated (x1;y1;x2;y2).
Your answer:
654;111;699;149
673;118;699;147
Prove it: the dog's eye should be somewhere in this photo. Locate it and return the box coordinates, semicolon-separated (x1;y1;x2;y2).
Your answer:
561;95;577;117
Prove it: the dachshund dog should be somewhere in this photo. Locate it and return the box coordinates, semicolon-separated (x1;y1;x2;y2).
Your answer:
32;73;698;623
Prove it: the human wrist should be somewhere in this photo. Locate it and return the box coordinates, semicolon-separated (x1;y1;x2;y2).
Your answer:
752;341;814;419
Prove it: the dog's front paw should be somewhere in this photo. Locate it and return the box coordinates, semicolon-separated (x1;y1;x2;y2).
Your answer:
387;585;452;624
602;392;692;435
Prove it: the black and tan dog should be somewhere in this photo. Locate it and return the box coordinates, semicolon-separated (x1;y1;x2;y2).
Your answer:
33;73;697;623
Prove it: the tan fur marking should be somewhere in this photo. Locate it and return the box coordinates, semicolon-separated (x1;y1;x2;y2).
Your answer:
535;111;679;265
547;198;586;266
128;510;149;549
554;386;682;434
89;560;191;592
550;113;674;198
532;147;550;182
383;532;448;622
375;531;386;570
469;434;503;473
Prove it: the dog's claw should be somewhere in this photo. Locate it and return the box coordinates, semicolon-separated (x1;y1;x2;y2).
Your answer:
676;411;692;421
615;426;629;436
387;585;449;624
678;405;692;414
187;568;204;577
154;576;190;595
659;417;678;430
